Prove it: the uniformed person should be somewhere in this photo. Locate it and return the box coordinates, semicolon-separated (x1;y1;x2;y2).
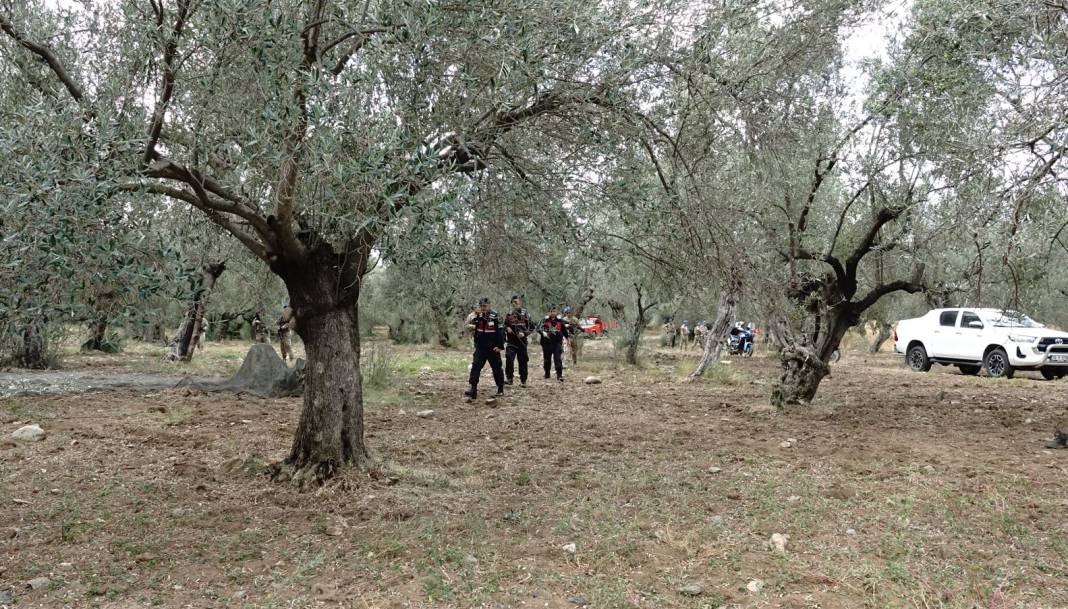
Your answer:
662;318;676;348
679;320;690;349
562;306;584;367
277;303;295;362
503;295;533;387
539;305;570;382
252;313;268;343
464;297;505;400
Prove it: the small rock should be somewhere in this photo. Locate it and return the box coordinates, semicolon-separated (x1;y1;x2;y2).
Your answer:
26;577;50;590
846;528;856;536
584;376;602;385
707;466;722;474
568;595;590;606
923;464;936;474
787;437;798;444
561;542;577;554
677;583;704;596
779;440;793;448
768;533;789;554
0;590;12;605
786;495;801;503
147;405;167;413
419;366;433;375
463;554;479;568
232;590;247;600
416;410;435;418
11;425;45;442
1025;418;1033;424
746;579;765;593
484;398;497;405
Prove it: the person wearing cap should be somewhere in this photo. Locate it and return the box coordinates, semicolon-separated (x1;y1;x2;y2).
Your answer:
562;305;584;367
539;305;570;382
503;295;534;387
464;297;505;400
678;320;690;349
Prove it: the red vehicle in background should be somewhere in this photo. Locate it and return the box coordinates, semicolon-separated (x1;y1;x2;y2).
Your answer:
579;315;614;338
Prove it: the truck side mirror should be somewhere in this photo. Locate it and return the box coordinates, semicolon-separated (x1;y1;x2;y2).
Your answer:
968;320;984;329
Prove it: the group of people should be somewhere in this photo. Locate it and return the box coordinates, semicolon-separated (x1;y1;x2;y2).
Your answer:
662;318;760;352
251;304;296;362
662;319;709;349
463;295;583;400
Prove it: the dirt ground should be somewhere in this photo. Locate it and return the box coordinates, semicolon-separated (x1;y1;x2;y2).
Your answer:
2;338;1067;609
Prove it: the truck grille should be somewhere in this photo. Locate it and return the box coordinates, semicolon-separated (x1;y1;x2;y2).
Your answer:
1038;337;1068;352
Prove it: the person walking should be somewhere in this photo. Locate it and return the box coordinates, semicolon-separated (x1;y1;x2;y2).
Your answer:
464;297;505;400
562;306;584;367
503;295;533;387
539;305;570;382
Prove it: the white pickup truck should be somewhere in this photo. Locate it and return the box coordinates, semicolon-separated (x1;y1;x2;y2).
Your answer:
894;308;1068;380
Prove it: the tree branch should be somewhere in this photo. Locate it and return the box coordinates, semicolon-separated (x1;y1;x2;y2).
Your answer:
0;11;86;104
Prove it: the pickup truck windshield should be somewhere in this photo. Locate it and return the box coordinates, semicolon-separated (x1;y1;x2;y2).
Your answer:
990;312;1042;328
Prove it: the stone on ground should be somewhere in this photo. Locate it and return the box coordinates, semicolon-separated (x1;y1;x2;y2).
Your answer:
26;577;50;590
677;583;704;596
583;376;602;384
11;425;45;442
768;533;789;553
416;410;435;418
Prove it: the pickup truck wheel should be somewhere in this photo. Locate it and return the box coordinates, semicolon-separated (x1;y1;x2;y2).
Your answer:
1040;369;1067;381
984;348;1015;379
906;345;931;372
957;364;981;376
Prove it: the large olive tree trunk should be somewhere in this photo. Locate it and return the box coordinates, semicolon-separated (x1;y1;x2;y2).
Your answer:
691;281;738;378
168;262;226;362
269;241;371;487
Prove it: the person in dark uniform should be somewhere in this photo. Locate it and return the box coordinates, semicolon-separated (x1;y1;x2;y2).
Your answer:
539;305;570;382
503;295;533;387
464;297;505;400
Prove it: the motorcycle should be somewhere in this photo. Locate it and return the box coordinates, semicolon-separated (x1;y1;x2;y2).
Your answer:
726;327;754;357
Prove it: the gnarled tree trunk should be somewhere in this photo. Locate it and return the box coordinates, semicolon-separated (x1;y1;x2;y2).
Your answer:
84;316;109;351
168;262;225;361
19;320;49;369
269;241;371;486
691;280;739;378
868;320;893;353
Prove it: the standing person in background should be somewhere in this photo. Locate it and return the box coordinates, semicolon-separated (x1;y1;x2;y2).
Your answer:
662;318;676;348
252;313;268;343
464;297;505;400
693;320;707;350
503;295;533;387
277;303;295;363
562;306;584;368
678;320;690;349
539;305;569;382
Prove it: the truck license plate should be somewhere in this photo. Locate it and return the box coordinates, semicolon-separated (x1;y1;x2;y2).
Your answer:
1051;354;1068;363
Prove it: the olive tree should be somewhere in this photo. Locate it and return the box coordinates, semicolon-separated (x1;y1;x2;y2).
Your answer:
1;0;670;484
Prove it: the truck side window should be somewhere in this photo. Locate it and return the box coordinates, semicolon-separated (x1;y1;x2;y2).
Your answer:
939;310;959;327
961;311;982;329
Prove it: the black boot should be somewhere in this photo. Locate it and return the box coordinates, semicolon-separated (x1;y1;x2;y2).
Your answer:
1045;431;1068;449
505;378;513;386
544;371;550;379
495;386;505;397
463;385;477;400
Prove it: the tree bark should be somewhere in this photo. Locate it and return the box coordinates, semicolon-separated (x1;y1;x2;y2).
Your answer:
268;240;371;487
84;316;109;351
429;303;454;348
771;307;855;407
691;282;738;378
19;320;49;369
168;262;225;361
868;320;893;353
